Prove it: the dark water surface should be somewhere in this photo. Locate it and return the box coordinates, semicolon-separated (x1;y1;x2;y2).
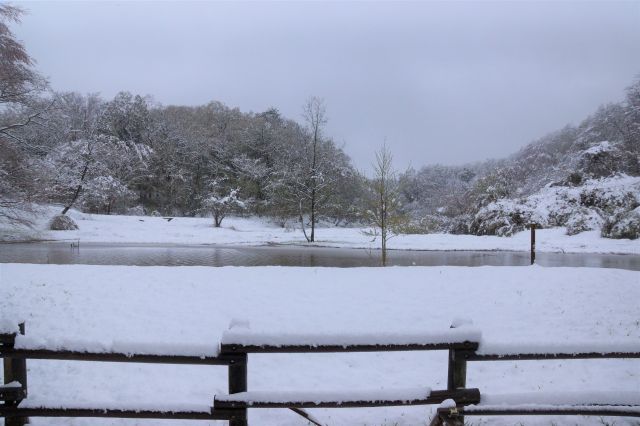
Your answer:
0;242;638;270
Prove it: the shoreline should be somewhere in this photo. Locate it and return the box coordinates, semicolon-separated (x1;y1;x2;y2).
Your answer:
1;206;638;255
1;238;638;257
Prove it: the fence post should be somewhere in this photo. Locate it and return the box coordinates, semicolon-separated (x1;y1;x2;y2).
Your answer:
4;322;28;426
446;323;467;426
447;348;467;391
529;223;536;265
228;352;247;426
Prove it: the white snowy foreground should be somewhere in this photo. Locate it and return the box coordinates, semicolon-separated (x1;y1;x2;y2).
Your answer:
1;264;639;425
3;205;639;254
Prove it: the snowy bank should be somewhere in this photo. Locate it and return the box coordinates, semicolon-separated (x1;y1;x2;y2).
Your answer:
2;204;639;254
0;264;638;425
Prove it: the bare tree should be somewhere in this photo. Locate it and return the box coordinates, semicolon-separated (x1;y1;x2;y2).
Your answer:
301;96;327;242
365;144;406;266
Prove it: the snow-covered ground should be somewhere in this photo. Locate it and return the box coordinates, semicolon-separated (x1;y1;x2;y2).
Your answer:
2;205;639;255
1;263;638;425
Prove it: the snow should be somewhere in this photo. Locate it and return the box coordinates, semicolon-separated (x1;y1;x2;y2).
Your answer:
466;405;640;414
476;174;640;238
474;391;640;407
450;317;473;328
583;141;613;155
0;381;22;389
1;263;638;425
464;391;640;414
439;398;457;408
215;387;432;405
18;399;212;413
14;336;219;358
477;341;640;356
529;175;640;222
0;318;19;334
221;329;481;348
2;204;638;254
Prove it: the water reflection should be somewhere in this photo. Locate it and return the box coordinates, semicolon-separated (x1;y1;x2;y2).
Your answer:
0;242;638;270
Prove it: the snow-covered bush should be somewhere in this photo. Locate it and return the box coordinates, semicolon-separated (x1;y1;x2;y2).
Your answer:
400;215;451;234
578;141;629;178
126;205;146;216
201;188;247;227
565;207;602;236
470;200;532;236
469;175;639;237
601;207;640;240
449;215;471;235
80;176;137;214
579;182;638;216
49;214;78;230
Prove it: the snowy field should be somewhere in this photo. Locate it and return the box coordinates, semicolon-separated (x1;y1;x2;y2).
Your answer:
1;263;638;425
2;205;639;255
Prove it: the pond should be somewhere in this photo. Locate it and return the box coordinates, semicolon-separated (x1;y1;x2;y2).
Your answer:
0;242;638;270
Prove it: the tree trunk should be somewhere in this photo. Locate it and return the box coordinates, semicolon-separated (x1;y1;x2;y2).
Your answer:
381;236;387;266
61;164;89;215
214;211;222;227
381;193;387;266
299;200;310;242
310;188;315;242
309;114;318;243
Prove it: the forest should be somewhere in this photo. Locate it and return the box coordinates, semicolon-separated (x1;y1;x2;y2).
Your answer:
1;4;639;240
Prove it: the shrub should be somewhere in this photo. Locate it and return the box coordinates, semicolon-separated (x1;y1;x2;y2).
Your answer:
602;207;640;240
49;214;78;230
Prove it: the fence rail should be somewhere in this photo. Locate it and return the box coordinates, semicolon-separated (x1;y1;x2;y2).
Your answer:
2;322;639;426
0;406;222;421
1;347;239;365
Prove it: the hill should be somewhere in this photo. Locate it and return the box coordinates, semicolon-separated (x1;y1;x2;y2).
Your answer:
400;77;640;239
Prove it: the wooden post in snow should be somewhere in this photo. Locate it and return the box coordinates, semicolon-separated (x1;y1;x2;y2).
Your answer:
228;352;248;426
3;322;28;426
529;223;536;265
446;322;468;426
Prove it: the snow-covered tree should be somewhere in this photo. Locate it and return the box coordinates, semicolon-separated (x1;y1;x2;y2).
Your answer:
201;184;247;227
80;175;136;214
98;92;151;144
0;5;50;225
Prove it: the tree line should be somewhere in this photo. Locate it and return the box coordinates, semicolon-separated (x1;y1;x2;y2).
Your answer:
3;89;368;233
1;4;639;245
0;6;370;240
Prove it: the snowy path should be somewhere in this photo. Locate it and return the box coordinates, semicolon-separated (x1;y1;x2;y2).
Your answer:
1;264;638;425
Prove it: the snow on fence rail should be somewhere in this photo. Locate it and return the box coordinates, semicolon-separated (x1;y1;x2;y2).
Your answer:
433;391;640;425
14;335;221;358
474;341;640;360
220;328;482;353
2;321;640;426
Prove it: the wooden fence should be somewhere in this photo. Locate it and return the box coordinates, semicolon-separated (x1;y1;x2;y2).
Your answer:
2;322;639;426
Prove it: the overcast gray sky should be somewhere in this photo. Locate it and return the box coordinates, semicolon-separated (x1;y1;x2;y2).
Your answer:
14;1;640;172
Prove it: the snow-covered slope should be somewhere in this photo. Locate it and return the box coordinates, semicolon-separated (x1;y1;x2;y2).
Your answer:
471;174;640;238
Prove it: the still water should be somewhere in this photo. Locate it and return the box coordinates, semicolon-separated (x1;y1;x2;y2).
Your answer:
0;242;638;270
